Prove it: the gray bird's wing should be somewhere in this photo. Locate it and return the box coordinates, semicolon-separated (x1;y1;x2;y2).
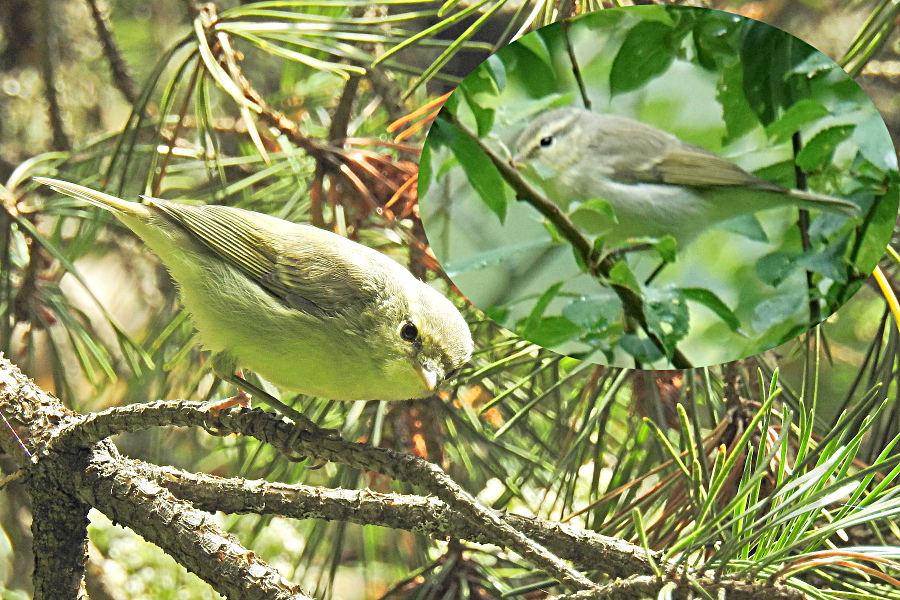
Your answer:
590;117;784;191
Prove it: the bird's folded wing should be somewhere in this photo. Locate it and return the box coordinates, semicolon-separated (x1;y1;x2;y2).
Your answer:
148;200;373;317
615;146;785;191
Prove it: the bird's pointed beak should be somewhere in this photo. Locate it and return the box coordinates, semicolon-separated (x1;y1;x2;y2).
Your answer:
417;364;439;392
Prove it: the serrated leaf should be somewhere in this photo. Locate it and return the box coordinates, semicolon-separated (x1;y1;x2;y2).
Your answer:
718;55;758;142
787;52;837;78
852;113;898;172
740;22;816;126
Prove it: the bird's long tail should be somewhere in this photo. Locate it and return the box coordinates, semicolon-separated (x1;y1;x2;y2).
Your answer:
787;188;860;218
33;177;152;218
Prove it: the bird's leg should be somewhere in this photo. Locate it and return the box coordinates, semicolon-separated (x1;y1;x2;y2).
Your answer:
597;242;671;285
210;372;336;439
596;241;654;270
225;373;319;432
206;371;253;413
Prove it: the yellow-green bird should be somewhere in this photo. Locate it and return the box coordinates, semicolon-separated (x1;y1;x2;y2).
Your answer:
36;178;472;405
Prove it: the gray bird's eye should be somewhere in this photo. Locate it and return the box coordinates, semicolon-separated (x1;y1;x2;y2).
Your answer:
539;136;554;148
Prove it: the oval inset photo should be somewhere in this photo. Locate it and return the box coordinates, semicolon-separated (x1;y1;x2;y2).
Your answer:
420;5;898;369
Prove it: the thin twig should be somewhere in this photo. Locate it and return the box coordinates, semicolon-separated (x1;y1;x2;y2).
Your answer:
792;131;820;325
562;20;590;110
85;0;139;103
38;0;70;151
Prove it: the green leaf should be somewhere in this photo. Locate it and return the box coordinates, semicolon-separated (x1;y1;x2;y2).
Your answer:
787;52;837;78
459;60;501;136
751;159;797;191
575;6;629;30
740;22;816;126
642;286;690;354
797;235;850;283
690;10;743;70
853;181;899;272
443;239;557;278
751;289;805;332
852;113;897;172
522;316;582;348
756;251;800;287
418;141;433;200
523;281;565;335
681;287;742;332
609;261;641;293
718;59;758;143
765;99;831;142
495;29;559;98
796;125;854;172
651;235;677;263
516;27;555;73
439;119;509;222
483;305;509;324
620;333;665;363
569;198;616;235
758;320;810;350
719;214;769;242
610;21;675;95
562;295;620;332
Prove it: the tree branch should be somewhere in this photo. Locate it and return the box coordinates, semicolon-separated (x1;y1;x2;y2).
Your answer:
0;354;812;600
2;356;595;593
139;461;660;580
79;442;311;600
50;399;597;591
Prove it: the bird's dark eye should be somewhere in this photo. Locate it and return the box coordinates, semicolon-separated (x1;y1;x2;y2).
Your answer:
400;322;419;342
539;136;554;147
